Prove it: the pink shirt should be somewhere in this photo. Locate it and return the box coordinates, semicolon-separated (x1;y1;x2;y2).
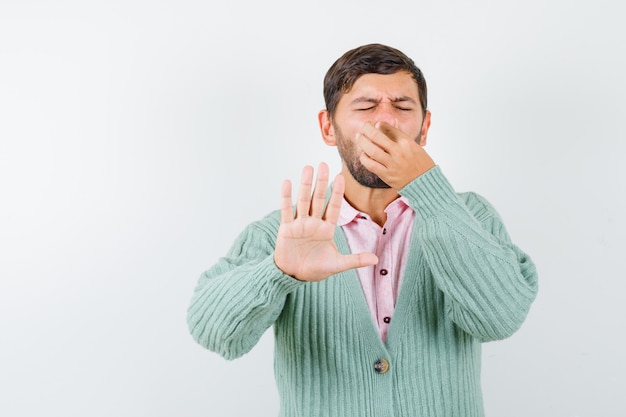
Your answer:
337;197;416;341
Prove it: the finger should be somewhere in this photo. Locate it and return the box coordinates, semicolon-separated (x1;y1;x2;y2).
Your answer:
361;122;395;151
279;179;294;224
322;173;345;224
356;133;390;168
295;165;314;218
310;162;329;218
359;152;387;179
375;121;404;142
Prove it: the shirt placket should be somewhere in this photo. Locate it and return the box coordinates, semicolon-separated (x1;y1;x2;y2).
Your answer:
376;223;396;341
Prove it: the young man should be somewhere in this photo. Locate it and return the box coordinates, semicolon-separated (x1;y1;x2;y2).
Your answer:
188;43;538;417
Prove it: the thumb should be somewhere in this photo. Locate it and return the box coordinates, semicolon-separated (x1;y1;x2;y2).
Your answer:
336;252;379;273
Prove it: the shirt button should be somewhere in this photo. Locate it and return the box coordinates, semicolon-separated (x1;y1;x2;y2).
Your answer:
374;358;390;374
383;316;391;324
380;269;388;276
382;228;387;235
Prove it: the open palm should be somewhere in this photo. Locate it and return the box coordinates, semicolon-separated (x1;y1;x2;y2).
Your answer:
274;163;378;282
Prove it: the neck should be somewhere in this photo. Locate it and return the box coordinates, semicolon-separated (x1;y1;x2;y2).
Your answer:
341;166;399;227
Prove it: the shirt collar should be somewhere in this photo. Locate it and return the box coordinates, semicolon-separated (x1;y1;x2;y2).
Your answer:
337;196;411;227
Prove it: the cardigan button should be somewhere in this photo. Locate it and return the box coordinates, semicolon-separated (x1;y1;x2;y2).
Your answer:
374;358;390;374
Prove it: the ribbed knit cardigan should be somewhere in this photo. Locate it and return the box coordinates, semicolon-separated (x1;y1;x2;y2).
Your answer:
187;166;538;417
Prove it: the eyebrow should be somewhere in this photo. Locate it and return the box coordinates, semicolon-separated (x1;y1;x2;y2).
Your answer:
350;96;417;105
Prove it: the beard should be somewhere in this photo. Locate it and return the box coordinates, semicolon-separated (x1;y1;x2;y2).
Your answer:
334;124;391;189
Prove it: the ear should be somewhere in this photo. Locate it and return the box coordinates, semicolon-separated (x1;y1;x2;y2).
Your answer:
418;110;432;146
318;110;336;146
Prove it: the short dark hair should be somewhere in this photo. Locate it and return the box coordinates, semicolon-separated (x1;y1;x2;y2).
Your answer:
323;43;428;117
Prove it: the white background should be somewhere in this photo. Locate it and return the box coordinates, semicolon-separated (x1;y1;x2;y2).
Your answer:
1;0;624;416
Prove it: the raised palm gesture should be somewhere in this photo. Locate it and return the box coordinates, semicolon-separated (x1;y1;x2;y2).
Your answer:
274;162;378;282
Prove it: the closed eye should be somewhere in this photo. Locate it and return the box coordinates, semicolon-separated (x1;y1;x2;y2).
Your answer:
355;105;414;111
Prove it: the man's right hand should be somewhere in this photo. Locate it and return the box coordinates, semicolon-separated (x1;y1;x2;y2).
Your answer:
274;162;378;282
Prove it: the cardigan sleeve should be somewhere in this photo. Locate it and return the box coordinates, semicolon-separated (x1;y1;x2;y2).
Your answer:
187;212;305;359
399;166;538;342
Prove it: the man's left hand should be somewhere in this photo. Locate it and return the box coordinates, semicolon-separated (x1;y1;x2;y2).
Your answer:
356;121;435;190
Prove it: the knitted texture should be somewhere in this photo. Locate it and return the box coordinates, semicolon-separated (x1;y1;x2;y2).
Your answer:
187;166;538;417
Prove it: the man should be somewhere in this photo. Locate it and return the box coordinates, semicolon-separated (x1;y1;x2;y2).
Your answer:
188;43;538;417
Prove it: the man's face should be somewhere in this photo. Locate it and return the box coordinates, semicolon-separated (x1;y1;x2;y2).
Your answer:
330;71;427;188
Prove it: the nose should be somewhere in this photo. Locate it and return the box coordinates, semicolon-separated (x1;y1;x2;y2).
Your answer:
372;102;397;127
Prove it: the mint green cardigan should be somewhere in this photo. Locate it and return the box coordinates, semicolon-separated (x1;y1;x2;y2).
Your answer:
188;166;538;417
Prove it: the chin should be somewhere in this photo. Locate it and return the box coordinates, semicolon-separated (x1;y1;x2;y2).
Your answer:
350;166;391;189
